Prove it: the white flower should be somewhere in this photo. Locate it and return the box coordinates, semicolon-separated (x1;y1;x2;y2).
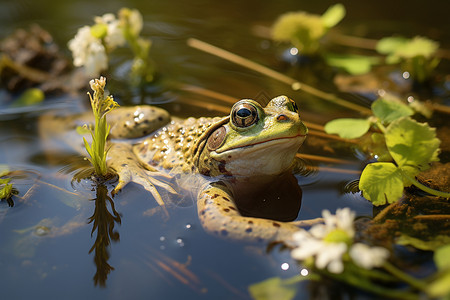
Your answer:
68;26;96;67
94;13;125;49
291;208;356;274
350;243;390;269
83;40;107;77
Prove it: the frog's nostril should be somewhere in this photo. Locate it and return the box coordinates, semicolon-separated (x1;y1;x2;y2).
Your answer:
277;114;289;121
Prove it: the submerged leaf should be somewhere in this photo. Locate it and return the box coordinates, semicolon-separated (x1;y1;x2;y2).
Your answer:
359;162;404;205
371;98;414;124
324;118;371;139
385;117;440;173
321;3;346;28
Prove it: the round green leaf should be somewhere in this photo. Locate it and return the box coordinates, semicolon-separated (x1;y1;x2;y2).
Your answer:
371;98;414;123
376;37;408;55
359;162;404;205
10;88;44;107
324;54;379;75
324;118;371;139
385;117;440;171
321;3;346;28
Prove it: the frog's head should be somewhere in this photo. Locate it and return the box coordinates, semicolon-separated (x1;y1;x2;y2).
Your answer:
194;95;308;178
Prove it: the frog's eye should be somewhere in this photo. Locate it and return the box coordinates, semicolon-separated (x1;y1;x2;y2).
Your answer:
287;99;299;113
231;102;259;128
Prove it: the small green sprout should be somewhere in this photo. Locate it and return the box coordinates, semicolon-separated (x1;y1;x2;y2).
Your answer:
376;36;440;82
272;4;345;55
0;165;17;206
82;76;119;177
325;97;449;204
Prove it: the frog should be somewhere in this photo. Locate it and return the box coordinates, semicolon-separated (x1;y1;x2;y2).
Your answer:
40;95;309;243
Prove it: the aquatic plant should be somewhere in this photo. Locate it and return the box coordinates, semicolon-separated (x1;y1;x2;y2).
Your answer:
68;8;154;84
324;97;449;205
290;208;389;273
82;76;119;177
0;165;18;207
272;4;345;55
249;208;450;300
0;166;14;200
377;36;440;83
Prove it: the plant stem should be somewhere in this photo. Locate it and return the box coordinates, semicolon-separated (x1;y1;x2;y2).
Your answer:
401;170;450;198
383;261;427;291
375;120;387;134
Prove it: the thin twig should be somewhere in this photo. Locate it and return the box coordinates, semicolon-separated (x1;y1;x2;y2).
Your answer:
297;153;357;165
413;214;450;221
372;202;398;222
187;38;372;115
307;166;361;175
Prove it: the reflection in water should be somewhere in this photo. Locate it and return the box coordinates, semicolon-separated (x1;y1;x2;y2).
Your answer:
229;172;302;222
88;183;122;287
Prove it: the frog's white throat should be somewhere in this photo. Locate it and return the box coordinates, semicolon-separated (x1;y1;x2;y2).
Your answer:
212;135;305;178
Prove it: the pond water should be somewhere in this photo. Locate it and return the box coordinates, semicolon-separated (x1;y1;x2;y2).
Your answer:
0;0;449;299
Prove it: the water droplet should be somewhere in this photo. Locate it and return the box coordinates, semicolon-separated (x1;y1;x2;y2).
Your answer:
281;263;289;270
159;236;166;242
176;238;185;247
300;268;309;276
289;47;299;56
402;71;410;79
185;223;192;229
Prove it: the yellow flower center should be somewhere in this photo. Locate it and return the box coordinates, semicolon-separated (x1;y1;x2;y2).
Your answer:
323;228;352;245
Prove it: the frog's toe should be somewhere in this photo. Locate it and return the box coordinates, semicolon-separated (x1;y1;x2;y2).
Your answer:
112;169;177;207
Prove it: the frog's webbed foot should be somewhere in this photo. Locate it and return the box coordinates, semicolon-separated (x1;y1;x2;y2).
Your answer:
197;183;308;244
108;143;177;207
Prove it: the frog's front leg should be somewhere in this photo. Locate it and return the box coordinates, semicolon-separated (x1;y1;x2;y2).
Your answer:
197;182;302;243
108;142;176;206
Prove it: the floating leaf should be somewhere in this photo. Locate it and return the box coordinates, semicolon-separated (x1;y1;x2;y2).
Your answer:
321;3;346;28
385;117;440;173
324;118;371;139
10;88;45;107
371;98;414;124
397;234;450;251
359;162;404;205
376;37;409;56
324;54;379;75
249;276;301;300
408;100;433;119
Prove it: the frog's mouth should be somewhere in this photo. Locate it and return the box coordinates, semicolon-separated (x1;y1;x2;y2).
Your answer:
215;133;306;154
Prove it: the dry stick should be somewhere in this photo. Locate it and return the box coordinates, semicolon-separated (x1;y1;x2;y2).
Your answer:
297;153;356;165
308;166;361;175
413;214;450;221
0;54;52;83
187;38;373;115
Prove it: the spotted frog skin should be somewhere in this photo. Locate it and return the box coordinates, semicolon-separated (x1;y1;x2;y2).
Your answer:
44;96;308;242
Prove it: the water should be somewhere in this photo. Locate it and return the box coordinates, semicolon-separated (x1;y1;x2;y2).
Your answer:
0;0;449;299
